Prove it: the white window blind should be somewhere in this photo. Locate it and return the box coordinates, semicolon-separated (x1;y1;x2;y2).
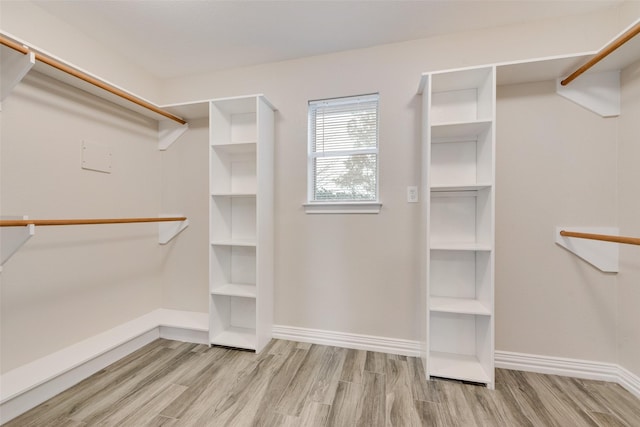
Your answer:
308;94;379;203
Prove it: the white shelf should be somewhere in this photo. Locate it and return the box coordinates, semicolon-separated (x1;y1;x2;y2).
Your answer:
429;351;491;384
431;120;492;141
431;183;491;192
211;239;257;247
209;95;274;354
430;243;492;251
431;66;494;93
211;142;257;153
210;327;257;350
211;283;257;299
421;66;495;387
430;297;491;315
211;192;256;198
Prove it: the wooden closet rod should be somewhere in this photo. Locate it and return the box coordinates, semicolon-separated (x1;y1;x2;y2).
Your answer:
0;35;186;125
560;230;640;246
0;217;187;227
561;22;640;86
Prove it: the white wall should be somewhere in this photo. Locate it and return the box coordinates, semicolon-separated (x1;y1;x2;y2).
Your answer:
159;118;209;312
618;58;640;378
495;81;618;361
0;71;164;372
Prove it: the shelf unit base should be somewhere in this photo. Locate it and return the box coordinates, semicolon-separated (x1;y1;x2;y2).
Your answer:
429;351;491;385
210;326;257;350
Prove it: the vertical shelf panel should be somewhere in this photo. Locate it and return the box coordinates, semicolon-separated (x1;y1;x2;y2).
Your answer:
255;96;275;353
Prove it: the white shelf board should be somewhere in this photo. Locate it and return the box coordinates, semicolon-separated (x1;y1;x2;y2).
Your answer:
430;243;492;251
430;351;491;384
496;53;593;86
431;66;493;93
211;239;257;247
211;283;257;298
431;183;492;192
211;95;258;114
162;100;209;121
588;19;640;75
31;57;172;123
210;327;256;350
211;192;257;198
431;120;492;141
211;142;257;154
430;297;491;316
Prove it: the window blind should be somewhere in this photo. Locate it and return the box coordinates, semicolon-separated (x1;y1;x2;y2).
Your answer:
308;94;379;202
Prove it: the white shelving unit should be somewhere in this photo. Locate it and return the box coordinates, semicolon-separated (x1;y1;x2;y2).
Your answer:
419;66;496;388
209;95;275;352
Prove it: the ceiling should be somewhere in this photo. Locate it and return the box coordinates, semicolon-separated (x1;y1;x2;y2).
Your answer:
33;0;622;79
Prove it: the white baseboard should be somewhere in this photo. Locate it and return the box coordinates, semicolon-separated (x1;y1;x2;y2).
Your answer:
272;325;640;400
0;309;208;425
618;365;640;399
495;350;640;399
272;324;421;357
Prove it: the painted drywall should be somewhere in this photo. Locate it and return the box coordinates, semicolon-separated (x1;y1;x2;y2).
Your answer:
158;5;630;359
618;58;640;378
159;117;209;312
0;0;161;101
0;71;163;372
495;81;618;362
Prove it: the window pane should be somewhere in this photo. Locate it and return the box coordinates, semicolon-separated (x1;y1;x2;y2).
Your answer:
313;154;377;201
308;93;379;203
311;100;378;153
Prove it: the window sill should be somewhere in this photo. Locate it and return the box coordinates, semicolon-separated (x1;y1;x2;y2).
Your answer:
303;202;382;214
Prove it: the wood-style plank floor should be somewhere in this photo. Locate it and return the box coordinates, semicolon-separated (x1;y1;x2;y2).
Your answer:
6;338;640;426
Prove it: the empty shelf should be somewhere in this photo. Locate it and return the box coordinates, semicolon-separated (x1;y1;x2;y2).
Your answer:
430;351;491;384
211;142;257;154
431;183;492;192
210;327;256;350
431;120;492;141
430;243;492;251
211;192;257;197
211;283;257;298
211;239;257;247
430;297;491;315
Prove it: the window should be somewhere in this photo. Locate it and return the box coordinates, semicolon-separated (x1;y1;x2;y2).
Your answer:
306;94;380;213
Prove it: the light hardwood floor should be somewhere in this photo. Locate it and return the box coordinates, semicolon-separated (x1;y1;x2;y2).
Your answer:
5;338;640;426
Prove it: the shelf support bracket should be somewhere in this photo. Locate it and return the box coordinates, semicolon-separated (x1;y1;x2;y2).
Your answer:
1;48;35;103
555;226;619;273
158;120;189;151
0;216;35;271
158;214;189;244
556;70;620;118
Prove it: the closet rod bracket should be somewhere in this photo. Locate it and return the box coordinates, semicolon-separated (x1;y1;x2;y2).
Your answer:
555;226;619;273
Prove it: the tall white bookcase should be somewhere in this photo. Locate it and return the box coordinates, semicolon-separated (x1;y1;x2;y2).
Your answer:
209;95;275;353
419;66;496;388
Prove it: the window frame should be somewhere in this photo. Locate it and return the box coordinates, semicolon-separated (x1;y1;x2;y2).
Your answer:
305;93;382;214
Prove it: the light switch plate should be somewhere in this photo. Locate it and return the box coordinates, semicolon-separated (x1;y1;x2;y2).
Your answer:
407;186;418;203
